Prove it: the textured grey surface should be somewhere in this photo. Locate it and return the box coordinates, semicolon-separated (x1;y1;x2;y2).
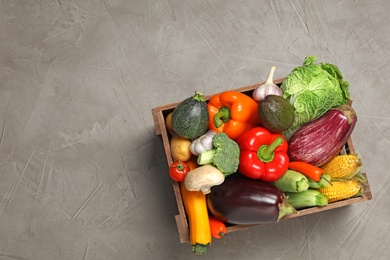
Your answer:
0;0;389;259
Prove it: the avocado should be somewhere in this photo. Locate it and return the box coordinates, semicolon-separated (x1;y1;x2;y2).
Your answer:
258;95;295;133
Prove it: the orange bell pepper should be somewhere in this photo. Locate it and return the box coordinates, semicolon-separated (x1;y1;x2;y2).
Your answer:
207;91;260;140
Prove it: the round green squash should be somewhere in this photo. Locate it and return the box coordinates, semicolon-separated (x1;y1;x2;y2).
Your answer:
171;91;209;139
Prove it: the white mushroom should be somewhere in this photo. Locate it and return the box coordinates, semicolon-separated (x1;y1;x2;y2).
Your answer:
184;165;225;194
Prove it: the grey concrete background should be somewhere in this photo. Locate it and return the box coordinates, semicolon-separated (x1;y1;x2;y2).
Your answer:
0;0;388;259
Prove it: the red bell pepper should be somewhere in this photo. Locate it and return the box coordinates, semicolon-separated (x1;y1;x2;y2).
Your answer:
236;126;289;182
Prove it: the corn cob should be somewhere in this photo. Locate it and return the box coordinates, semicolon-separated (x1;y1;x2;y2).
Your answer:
321;154;362;179
317;178;363;203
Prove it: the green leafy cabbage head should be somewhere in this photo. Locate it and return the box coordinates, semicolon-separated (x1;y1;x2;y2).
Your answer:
281;56;350;139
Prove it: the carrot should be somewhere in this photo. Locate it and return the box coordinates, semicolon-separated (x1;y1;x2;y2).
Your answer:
288;161;324;182
186;155;199;170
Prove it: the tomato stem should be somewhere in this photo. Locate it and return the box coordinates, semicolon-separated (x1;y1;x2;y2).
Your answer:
176;162;185;171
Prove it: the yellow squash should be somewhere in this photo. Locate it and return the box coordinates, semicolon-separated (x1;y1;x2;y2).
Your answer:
180;182;212;254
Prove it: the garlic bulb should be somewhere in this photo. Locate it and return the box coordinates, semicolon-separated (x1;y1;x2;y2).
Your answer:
252;66;283;102
190;130;217;156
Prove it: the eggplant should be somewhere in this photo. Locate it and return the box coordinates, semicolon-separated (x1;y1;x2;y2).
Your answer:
288;103;357;167
206;174;295;225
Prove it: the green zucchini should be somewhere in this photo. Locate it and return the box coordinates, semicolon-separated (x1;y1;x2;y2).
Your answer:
273;170;309;192
171;91;209;139
285;189;329;209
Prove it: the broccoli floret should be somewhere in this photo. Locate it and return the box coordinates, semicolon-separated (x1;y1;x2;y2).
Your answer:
197;132;240;176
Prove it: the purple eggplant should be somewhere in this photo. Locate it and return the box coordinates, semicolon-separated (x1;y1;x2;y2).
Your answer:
206;174;295;225
288;103;357;167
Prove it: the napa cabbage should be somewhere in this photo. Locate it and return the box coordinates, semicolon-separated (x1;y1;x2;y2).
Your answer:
281;56;350;139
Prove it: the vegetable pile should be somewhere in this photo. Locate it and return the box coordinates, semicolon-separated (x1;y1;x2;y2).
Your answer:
163;56;366;255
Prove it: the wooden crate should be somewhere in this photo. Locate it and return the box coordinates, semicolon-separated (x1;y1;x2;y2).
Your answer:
151;78;373;243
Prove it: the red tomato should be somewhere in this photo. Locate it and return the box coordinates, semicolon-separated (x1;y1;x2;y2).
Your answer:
169;161;190;182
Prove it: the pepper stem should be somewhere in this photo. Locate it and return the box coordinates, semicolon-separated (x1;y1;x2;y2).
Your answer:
321;175;333;186
213;106;230;128
257;137;284;163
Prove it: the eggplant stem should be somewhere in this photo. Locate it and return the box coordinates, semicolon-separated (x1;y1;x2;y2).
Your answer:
277;195;296;221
